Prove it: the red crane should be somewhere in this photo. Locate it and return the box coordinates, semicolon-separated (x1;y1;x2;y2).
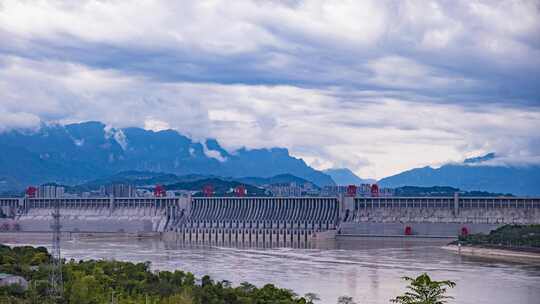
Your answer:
370;184;379;197
203;185;214;197
346;185;357;197
26;186;37;198
234;185;246;197
154;184;166;197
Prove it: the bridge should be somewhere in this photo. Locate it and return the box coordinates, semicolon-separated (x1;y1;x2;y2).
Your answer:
1;195;540;245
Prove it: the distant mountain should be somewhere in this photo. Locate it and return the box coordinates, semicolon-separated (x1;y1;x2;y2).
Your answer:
165;178;267;197
0;121;335;190
73;171;268;196
74;171;211;191
238;174;315;187
323;168;375;185
75;170;303;193
378;153;540;196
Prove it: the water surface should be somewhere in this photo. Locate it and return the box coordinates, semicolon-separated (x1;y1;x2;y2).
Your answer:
3;235;540;304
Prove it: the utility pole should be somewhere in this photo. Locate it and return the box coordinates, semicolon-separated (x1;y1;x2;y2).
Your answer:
49;199;63;301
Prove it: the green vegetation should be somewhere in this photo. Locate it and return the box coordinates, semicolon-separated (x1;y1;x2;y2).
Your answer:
1;245;457;304
68;171;271;197
393;186;512;197
391;273;456;304
454;224;540;249
0;244;315;304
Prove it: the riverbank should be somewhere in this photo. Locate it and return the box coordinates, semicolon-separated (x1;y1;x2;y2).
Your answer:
3;234;540;303
0;245;312;304
443;244;540;261
0;231;161;243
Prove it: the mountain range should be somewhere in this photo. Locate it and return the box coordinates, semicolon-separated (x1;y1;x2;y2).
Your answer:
379;154;540;196
1;121;539;196
0;121;334;191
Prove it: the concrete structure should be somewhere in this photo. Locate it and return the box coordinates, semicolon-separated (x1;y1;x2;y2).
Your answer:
2;197;187;233
339;196;540;237
100;183;136;197
37;185;65;198
170;197;339;247
1;195;539;243
0;273;29;290
265;182;318;197
321;184;394;197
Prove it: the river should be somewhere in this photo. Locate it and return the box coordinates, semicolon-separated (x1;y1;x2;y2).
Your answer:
2;235;540;304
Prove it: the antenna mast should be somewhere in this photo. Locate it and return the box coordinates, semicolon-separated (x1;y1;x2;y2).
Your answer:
49;199;63;300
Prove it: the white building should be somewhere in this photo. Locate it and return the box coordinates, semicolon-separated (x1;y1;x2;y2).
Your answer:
37;184;65;198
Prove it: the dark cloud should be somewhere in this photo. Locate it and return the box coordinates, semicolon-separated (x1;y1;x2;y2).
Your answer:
1;1;539;105
0;0;539;178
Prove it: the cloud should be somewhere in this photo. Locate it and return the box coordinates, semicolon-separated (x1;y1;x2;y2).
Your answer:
1;55;539;179
0;110;41;132
104;125;128;151
0;0;539;179
365;56;478;90
144;119;170;132
202;143;228;163
0;1;538;102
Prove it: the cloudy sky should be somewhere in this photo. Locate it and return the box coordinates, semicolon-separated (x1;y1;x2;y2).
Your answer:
1;0;539;179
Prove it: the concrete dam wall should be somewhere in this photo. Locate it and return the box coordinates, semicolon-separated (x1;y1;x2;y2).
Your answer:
339;196;540;237
2;195;540;240
1;197;186;233
168;197;339;247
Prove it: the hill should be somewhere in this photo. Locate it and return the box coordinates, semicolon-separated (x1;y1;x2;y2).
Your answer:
0;121;335;190
71;170;296;196
323;168;375;185
378;153;540;196
237;174;316;187
393;186;512;197
165;178;267;196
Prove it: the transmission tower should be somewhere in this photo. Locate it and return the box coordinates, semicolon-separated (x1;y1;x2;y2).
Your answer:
49;199;63;300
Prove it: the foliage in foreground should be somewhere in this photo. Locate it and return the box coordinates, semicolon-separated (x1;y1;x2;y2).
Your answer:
0;245;457;304
0;245;312;304
337;273;456;304
454;224;540;248
390;273;455;304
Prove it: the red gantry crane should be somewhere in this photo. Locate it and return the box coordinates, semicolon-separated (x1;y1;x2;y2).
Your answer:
346;185;357;197
154;184;166;197
26;186;37;198
234;185;246;197
370;184;379;197
203;185;214;197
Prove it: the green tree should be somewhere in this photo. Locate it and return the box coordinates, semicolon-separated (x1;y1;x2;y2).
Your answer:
305;292;320;303
337;296;356;304
391;273;456;304
68;274;105;304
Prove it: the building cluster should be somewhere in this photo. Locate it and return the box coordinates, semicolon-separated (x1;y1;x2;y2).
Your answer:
263;182;393;197
99;184;136;198
25;181;394;199
321;184;393;197
264;182;319;197
38;184;65;198
25;184;66;198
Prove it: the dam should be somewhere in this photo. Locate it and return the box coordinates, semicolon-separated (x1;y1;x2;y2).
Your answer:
1;195;540;245
339;195;540;237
